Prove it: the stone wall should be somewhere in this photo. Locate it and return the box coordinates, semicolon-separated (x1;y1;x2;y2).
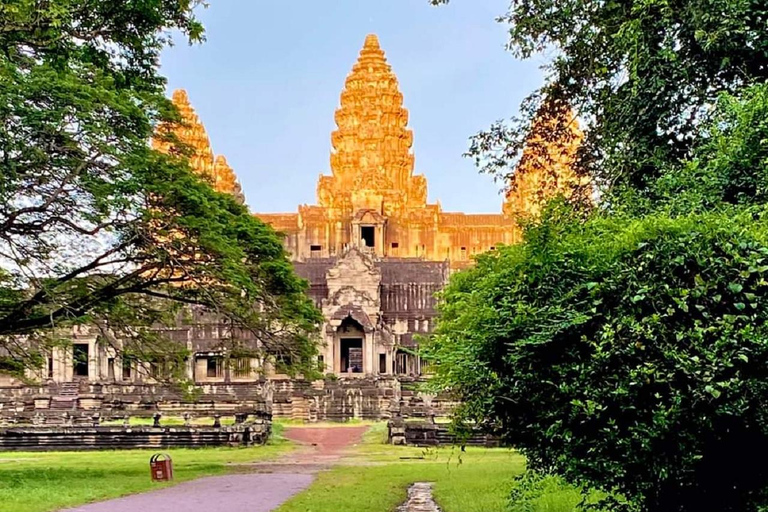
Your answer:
0;381;270;424
0;422;269;451
387;418;501;447
270;376;400;422
0;377;452;425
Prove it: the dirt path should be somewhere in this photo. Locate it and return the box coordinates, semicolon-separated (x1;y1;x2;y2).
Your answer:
59;425;369;512
246;424;369;473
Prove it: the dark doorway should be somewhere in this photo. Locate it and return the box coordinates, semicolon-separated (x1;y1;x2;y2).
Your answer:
107;358;115;380
361;226;375;248
340;338;363;373
73;344;89;378
122;358;132;380
379;353;387;374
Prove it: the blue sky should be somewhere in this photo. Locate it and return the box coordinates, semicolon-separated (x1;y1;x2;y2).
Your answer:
160;1;544;213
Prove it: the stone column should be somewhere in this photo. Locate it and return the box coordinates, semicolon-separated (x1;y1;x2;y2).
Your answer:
364;331;375;375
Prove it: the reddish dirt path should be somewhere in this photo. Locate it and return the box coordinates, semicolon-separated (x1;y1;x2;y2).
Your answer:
246;425;369;473
283;425;369;456
61;425;369;512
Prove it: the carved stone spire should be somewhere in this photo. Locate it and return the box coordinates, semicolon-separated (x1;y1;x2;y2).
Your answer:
319;34;426;214
153;89;245;204
214;155;245;205
504;99;587;219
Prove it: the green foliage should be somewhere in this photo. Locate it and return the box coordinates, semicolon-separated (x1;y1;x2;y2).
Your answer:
431;0;768;194
643;83;768;214
425;202;768;512
0;1;321;375
509;471;603;512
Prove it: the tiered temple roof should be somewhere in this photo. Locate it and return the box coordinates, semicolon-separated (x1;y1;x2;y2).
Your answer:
153;89;245;204
155;34;586;268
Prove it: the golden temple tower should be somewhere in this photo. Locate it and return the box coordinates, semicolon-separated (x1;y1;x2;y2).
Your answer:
318;34;427;217
504;99;587;219
155;34;587;268
153;89;245;204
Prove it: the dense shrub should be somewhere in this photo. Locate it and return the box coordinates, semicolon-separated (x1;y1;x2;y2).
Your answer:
425;203;768;512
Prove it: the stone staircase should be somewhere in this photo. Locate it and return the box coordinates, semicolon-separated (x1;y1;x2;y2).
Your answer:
50;382;80;410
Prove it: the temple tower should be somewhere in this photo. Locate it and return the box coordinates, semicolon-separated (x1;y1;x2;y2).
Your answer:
504;99;587;219
318;34;427;217
153;89;245;204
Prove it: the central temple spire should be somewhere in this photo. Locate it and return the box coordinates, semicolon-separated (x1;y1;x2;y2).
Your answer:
318;33;426;215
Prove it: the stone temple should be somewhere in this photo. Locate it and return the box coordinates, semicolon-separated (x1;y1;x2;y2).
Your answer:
0;34;582;423
152;34;583;379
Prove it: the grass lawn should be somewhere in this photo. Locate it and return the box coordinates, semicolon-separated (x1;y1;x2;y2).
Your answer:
276;424;527;512
0;433;293;512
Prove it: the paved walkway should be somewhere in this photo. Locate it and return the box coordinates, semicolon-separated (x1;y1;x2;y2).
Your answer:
60;425;369;512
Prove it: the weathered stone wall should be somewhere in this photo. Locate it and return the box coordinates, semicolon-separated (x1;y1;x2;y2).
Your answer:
0;381;270;424
0;422;269;451
270;377;400;422
387;418;501;447
0;377;453;425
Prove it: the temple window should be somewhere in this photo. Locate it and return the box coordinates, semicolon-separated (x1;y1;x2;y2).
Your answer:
310;244;322;257
460;247;467;259
206;357;223;378
391;242;399;249
379;353;387;374
233;358;251;378
361;226;375;247
122;358;132;380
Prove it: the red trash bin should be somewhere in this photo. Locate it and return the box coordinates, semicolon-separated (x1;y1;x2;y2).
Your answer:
150;453;173;481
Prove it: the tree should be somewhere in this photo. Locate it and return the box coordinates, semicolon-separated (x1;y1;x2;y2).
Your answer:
424;86;768;512
0;1;321;377
431;0;768;196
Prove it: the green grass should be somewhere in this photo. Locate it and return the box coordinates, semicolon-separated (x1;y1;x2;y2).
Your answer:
276;423;526;512
0;436;293;512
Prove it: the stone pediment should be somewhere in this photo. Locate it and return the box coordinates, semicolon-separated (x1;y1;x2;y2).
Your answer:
329;305;375;332
327;285;378;309
352;209;386;225
326;247;381;295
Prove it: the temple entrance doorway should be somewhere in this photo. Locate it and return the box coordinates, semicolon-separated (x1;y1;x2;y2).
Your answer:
340;338;363;373
361;226;375;248
73;343;89;379
337;316;366;374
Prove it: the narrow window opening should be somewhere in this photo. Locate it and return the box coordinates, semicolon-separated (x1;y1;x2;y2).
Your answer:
379;353;387;374
310;244;322;251
233;358;251;378
206;357;222;378
122;358;132;380
391;242;399;249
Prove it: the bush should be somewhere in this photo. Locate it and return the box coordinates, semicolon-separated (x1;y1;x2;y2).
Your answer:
425;203;768;512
